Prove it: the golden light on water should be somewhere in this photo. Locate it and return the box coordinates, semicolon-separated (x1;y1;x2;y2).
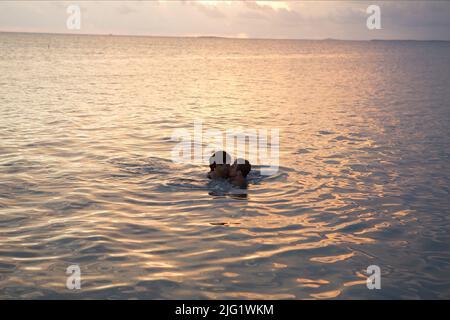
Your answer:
1;28;449;299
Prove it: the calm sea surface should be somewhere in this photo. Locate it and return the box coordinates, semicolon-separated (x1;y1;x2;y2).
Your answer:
0;33;449;299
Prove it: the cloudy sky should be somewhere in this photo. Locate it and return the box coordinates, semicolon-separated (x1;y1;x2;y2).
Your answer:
1;1;450;40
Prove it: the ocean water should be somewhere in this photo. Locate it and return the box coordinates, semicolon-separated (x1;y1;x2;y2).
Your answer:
0;33;449;299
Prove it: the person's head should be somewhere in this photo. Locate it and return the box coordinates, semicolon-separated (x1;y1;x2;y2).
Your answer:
209;151;232;177
230;159;251;178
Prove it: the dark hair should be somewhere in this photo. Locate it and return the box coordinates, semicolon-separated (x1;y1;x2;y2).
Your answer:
234;159;251;177
209;151;231;171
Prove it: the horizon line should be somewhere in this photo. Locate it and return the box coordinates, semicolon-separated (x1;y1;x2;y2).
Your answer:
1;30;449;42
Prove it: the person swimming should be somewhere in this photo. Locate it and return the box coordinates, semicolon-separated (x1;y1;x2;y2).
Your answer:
228;158;251;189
207;151;232;179
207;151;251;189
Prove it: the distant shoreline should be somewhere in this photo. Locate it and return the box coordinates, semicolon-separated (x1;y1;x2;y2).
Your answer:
1;30;449;42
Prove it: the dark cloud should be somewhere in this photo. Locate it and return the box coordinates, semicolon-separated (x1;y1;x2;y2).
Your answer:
189;2;226;19
381;1;450;28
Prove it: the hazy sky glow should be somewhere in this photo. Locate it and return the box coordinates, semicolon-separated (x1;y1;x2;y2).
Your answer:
1;1;450;40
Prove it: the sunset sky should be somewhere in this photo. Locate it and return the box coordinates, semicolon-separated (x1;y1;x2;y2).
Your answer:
1;1;450;40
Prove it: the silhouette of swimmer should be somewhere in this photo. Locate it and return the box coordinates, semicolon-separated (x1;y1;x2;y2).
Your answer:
229;158;251;189
207;151;251;189
207;151;232;179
